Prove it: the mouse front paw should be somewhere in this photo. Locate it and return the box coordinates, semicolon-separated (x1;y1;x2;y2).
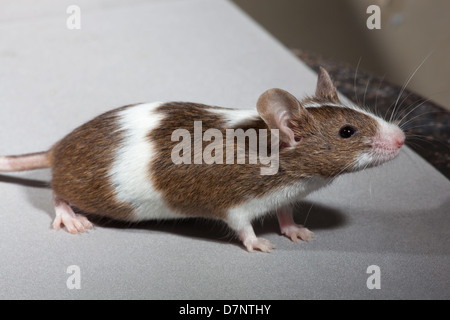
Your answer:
281;224;314;242
243;237;275;253
236;225;275;253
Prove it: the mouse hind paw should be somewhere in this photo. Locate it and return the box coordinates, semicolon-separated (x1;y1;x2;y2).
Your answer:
52;193;93;234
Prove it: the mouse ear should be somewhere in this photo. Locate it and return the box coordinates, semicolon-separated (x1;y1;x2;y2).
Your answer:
257;88;305;148
315;67;340;102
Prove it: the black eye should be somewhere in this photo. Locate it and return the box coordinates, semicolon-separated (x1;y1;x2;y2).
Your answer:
339;125;357;138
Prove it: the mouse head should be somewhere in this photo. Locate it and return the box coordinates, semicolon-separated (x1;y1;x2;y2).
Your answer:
257;67;405;177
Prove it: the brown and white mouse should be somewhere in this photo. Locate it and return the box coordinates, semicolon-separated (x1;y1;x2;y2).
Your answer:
0;68;405;252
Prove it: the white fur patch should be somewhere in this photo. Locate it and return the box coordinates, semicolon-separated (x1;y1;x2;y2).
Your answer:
207;108;259;127
353;152;374;170
226;178;329;231
110;102;184;221
353;115;404;170
304;100;380;121
303;101;342;109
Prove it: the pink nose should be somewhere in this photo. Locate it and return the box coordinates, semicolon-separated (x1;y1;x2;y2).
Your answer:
394;133;405;148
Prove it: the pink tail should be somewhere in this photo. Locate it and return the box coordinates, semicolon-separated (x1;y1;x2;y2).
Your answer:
0;151;50;172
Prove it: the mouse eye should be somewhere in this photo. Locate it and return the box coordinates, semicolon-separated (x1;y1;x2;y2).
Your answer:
339;125;357;138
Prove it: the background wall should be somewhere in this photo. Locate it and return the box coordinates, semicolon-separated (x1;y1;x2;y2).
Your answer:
232;0;450;111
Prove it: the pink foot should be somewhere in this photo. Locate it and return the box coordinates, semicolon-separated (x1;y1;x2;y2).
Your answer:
52;194;93;234
277;206;314;242
238;226;275;253
281;224;314;242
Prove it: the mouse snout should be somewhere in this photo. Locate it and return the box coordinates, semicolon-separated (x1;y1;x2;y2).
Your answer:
371;123;405;161
393;129;405;149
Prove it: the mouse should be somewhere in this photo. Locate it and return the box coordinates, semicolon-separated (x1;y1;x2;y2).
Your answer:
0;67;405;252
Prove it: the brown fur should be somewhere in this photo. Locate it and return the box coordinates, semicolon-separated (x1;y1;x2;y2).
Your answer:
149;102;282;219
148;98;379;220
49;106;136;221
286;104;378;177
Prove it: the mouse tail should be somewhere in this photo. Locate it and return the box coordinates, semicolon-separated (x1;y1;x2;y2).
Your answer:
0;151;50;172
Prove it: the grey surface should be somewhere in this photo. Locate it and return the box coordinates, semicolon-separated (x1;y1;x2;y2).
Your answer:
0;0;449;300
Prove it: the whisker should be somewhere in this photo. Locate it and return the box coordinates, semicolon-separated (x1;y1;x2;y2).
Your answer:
329;156;361;180
405;133;449;148
400;110;444;130
303;203;314;227
391;92;417;121
405;140;427;149
397;98;433;127
385;91;414;122
397;91;414;110
374;74;386;118
390;51;434;123
354;57;362;105
405;133;434;141
363;76;372;108
404;122;448;131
